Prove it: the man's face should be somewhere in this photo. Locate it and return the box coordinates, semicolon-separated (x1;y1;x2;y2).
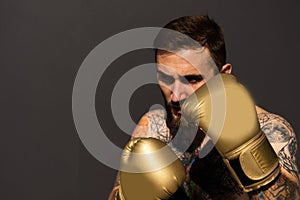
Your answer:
156;49;217;120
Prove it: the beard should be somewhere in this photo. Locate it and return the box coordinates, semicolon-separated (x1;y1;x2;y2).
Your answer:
165;100;181;135
165;100;206;153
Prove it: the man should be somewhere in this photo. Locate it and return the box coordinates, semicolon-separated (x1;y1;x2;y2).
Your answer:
109;15;300;199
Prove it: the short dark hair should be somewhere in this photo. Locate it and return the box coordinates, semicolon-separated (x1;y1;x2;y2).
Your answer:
154;15;226;70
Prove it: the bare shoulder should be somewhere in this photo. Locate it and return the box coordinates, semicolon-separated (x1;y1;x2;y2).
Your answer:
132;109;171;142
257;108;299;179
250;107;300;199
257;108;296;151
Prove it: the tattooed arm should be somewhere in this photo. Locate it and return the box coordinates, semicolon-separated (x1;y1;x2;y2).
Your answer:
108;109;169;200
249;110;300;199
131;109;171;141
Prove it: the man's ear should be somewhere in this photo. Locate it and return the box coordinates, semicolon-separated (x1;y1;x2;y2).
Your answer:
220;63;232;74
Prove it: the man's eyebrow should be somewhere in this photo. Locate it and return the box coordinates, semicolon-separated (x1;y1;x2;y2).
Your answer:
157;70;169;76
157;70;203;81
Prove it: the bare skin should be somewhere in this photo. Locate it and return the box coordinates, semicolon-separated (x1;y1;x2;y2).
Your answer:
108;51;300;199
108;106;300;200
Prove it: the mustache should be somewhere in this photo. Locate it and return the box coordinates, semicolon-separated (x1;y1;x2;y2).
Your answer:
169;99;186;110
165;99;187;131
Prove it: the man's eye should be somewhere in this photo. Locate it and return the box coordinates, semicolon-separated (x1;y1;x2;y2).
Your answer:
188;79;198;84
157;73;175;85
180;76;203;85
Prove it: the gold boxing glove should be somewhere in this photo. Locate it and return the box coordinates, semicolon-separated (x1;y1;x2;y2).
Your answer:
181;73;280;192
115;138;186;200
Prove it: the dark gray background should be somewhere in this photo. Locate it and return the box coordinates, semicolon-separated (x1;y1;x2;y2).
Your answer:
1;0;299;199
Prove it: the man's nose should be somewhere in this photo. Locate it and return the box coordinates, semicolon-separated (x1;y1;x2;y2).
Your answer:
171;93;180;102
171;80;187;102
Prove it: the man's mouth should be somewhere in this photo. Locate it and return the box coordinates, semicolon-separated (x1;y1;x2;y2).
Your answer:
170;100;185;117
172;106;181;116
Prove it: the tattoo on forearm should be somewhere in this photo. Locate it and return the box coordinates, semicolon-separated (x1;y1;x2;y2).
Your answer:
278;137;299;178
250;173;300;200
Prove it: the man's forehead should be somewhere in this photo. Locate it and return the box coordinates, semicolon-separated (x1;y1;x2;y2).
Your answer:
156;49;216;77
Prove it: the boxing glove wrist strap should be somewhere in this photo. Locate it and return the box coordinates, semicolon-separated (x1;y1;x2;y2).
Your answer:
222;131;280;192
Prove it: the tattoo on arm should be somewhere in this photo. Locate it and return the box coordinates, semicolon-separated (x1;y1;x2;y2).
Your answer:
132;115;150;138
149;110;172;142
132;110;171;142
113;110;169;189
250;173;300;200
249;113;300;199
258;113;300;180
